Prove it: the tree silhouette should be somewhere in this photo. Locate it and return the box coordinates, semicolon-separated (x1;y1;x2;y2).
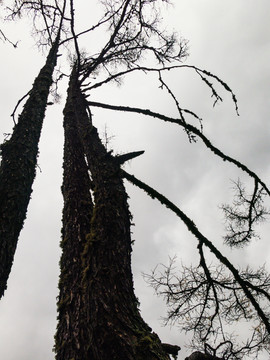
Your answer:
0;1;269;359
0;10;64;297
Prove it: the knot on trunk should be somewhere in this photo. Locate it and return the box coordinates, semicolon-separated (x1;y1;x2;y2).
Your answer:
161;343;181;359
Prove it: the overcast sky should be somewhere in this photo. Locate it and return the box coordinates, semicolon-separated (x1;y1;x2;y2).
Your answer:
0;1;270;359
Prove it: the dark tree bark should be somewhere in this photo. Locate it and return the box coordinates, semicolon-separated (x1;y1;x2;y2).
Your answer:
54;70;93;359
54;67;178;359
0;34;60;298
185;351;222;360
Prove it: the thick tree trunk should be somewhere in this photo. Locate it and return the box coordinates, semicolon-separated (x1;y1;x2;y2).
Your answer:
57;69;177;360
0;35;60;298
54;73;93;359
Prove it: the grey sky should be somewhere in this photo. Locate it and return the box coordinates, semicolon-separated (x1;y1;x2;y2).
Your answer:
0;1;270;359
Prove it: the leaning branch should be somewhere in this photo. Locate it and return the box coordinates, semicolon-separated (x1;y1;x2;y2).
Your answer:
83;65;238;115
121;169;270;334
88;100;270;197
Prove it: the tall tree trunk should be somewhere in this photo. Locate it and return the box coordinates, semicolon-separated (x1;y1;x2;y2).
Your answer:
57;68;175;360
54;73;93;359
0;34;60;298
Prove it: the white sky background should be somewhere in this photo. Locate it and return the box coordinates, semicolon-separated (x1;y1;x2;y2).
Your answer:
0;1;270;359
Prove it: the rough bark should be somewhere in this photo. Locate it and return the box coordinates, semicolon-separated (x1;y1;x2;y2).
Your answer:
54;74;93;359
185;351;222;360
0;34;60;298
61;68;177;360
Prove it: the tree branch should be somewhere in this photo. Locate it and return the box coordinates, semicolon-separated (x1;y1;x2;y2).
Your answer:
121;169;270;335
89;100;270;197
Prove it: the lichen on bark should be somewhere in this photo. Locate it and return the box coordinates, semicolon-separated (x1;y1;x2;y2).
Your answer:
54;67;175;360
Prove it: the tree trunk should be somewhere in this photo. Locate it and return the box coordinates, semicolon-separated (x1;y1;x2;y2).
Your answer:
0;34;60;298
54;70;93;359
58;68;176;360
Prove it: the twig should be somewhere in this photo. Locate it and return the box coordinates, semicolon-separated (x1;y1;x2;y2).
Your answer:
10;90;31;125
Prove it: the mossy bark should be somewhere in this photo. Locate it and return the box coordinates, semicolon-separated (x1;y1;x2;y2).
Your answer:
0;35;59;298
54;77;93;360
57;69;172;360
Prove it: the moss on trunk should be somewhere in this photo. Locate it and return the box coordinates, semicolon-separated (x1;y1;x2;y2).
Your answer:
54;75;93;360
57;69;174;360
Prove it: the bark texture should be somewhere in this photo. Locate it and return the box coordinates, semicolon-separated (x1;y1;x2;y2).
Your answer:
54;74;93;359
54;68;177;359
75;87;170;360
0;35;59;298
185;351;222;360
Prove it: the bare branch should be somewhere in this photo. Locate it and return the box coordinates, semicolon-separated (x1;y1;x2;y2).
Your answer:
10;90;31;125
0;28;19;47
221;179;270;247
79;0;188;83
5;0;67;47
122;169;270;341
89;100;270;197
